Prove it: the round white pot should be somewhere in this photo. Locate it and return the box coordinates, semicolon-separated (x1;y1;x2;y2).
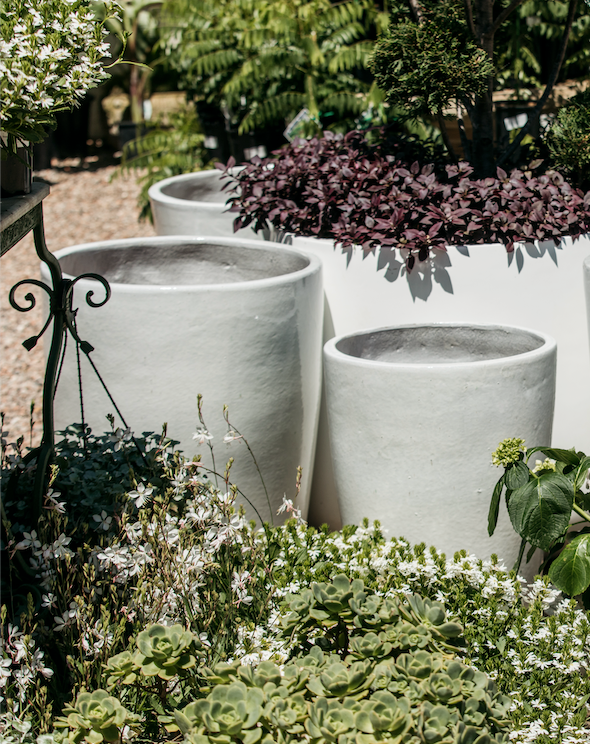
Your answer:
42;236;323;524
148;170;263;240
323;323;557;567
291;235;590;529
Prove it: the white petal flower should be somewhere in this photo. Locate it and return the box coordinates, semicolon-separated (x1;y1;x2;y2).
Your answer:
127;482;153;508
92;510;113;531
192;428;214;445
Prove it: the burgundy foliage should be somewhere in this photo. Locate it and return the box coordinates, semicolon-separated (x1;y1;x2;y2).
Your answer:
218;130;590;271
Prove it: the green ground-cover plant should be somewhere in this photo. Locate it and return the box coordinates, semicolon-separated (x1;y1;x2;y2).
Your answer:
2;416;590;743
489;438;590;602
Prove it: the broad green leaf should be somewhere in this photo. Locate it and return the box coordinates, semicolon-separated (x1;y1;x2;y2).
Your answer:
507;473;574;550
548;533;590;597
526;446;582;467
488;478;504;536
504;459;530;490
573;456;590;492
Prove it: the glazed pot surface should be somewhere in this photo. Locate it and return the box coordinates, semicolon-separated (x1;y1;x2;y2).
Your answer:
44;236;323;525
323;322;557;573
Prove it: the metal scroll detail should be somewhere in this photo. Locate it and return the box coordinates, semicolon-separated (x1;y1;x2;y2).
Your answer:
7;218;112;522
9;273;110;353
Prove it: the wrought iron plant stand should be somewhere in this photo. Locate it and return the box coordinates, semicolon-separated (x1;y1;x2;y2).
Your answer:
1;181;111;523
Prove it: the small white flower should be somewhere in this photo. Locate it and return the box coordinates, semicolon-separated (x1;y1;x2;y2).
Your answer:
108;427;133;452
127;482;153;508
192;428;213;445
92;510;113;531
41;593;56;609
223;429;243;443
15;530;41;551
0;658;12;688
51;533;73;559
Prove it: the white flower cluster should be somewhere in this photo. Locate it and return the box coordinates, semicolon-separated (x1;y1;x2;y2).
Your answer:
233;525;590;744
0;625;53;706
14;530;74;590
0;0;119;140
92;486;256;627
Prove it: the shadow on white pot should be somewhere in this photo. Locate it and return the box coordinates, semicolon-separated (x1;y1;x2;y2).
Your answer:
42;236;323;524
148;169;263;240
292;235;590;530
585;255;590;354
323;323;557;572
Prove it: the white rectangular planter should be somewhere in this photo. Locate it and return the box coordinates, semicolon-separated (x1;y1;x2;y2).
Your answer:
293;235;590;450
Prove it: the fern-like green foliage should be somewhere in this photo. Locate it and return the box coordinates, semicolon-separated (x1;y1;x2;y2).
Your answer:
160;0;383;135
495;0;590;90
546;88;590;191
370;3;494;117
115;106;209;221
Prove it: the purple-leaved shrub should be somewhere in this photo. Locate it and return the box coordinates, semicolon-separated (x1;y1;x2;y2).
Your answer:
221;130;590;272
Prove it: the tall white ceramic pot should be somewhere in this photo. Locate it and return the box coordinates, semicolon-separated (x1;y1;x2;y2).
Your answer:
148;170;263;240
585;255;590;356
323;323;557;568
291;235;590;530
42;236;323;524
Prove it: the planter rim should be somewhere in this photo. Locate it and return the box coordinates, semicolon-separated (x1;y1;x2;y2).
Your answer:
50;235;322;292
293;233;590;251
324;322;556;370
148;169;238;213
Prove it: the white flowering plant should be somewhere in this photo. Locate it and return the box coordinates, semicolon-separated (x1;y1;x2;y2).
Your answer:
489;438;590;602
0;0;120;154
1;414;590;743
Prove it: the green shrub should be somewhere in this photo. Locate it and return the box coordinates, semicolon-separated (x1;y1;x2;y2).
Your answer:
546;89;590;190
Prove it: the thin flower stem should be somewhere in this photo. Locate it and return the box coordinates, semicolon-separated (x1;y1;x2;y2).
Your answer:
197;395;217;487
572;502;590;522
223;406;273;525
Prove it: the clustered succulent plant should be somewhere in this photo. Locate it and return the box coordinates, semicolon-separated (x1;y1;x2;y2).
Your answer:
171;574;510;744
53;690;140;744
105;623;203;686
222;130;590;272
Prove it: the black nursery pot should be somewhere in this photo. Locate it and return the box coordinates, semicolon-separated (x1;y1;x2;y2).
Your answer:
1;144;33;197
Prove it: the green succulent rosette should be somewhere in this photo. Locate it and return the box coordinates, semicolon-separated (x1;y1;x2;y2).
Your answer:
134;623;201;680
54;689;139;744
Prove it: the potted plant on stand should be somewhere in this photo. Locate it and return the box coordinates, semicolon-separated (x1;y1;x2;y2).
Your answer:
0;0;120;194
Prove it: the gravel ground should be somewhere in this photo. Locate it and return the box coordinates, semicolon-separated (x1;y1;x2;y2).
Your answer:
1;157;156;447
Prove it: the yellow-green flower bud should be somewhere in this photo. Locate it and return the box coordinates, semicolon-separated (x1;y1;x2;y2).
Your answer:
492;438;526;467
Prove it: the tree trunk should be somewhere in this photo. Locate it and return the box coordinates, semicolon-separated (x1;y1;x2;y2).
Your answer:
469;0;496;177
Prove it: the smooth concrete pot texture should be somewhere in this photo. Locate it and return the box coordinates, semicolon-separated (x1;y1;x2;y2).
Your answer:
291;235;590;446
42;236;323;524
323;323;557;568
149;170;263;240
292;234;590;530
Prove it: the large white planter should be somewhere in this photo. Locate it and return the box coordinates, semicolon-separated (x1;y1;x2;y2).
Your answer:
323;323;557;567
149;170;263;240
585;255;590;355
43;236;323;524
292;235;590;529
